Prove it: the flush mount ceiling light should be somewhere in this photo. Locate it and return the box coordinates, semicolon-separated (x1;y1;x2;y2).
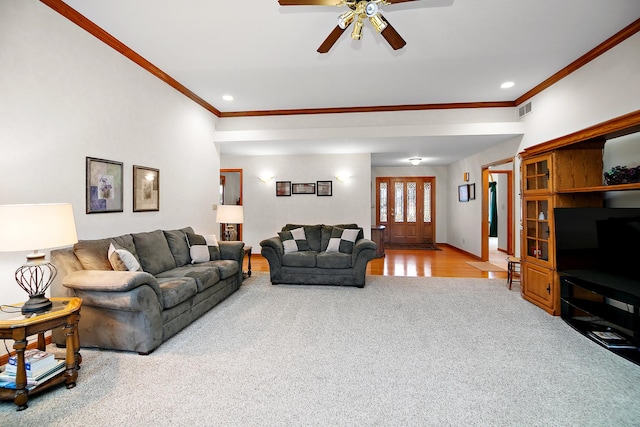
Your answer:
409;157;422;166
278;0;412;53
500;81;515;89
222;95;234;101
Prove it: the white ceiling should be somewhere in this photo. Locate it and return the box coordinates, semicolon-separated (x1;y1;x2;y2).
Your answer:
61;0;640;165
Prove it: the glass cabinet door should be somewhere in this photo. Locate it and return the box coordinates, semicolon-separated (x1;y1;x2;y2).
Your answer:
525;199;551;263
523;155;551;193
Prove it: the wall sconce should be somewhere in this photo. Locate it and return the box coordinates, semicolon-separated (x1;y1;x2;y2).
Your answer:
409;157;422;166
464;172;470;182
258;175;273;183
336;174;351;183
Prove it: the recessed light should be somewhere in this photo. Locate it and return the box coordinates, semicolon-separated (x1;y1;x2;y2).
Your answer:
222;95;234;101
501;81;515;89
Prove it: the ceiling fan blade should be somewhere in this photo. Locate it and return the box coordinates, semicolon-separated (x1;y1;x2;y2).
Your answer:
317;25;347;53
379;15;407;50
278;0;343;5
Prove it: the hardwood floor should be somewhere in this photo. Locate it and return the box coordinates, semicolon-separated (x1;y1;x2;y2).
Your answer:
246;244;510;280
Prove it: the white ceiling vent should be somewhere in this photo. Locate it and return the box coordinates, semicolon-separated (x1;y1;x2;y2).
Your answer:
518;101;532;119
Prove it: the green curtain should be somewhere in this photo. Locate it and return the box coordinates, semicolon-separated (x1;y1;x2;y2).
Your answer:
489;182;498;237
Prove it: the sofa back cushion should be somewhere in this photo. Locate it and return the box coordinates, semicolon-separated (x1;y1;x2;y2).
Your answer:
321;224;363;251
73;239;112;270
163;227;194;267
133;230;177;275
282;224;322;252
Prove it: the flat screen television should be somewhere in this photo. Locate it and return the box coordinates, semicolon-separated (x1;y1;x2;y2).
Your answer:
554;207;640;282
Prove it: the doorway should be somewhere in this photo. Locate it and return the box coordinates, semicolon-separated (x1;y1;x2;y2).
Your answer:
376;177;436;246
481;160;514;263
220;168;243;241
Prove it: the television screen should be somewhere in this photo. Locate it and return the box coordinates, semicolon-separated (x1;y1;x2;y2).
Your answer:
554;208;640;280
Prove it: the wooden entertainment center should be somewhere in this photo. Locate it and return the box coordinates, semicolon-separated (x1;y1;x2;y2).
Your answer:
519;109;640;316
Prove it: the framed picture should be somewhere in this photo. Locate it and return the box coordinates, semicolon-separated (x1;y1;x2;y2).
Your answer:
458;184;469;202
292;183;316;195
276;181;291;197
317;180;332;196
86;157;123;214
469;183;476;200
133;165;160;212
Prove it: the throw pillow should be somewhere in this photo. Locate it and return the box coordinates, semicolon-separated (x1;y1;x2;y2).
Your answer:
186;232;220;263
278;227;310;254
326;227;360;254
108;242;141;271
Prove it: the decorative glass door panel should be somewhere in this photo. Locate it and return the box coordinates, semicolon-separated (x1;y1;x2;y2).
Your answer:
524;198;551;263
523;155;551;193
376;177;435;245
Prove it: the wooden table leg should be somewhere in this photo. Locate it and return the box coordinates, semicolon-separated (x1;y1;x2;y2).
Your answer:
11;331;29;411
63;313;79;388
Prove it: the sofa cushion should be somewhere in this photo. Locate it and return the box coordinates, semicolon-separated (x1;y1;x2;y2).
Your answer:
282;251;317;268
186;232;221;263
278;227;310;253
317;251;352;269
108;243;141;271
156;277;198;309
208;260;239;280
283;224;322;252
326;227;360;254
132;230;177;275
156;265;220;292
321;224;363;251
74;239;112;271
163;227;194;267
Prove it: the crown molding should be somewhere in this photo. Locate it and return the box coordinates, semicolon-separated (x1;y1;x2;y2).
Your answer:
41;1;639;118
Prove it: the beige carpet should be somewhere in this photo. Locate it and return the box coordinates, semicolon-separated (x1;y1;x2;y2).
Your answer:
3;273;640;425
466;261;507;271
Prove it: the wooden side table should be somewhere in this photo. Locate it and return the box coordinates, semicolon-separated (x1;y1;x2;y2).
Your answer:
0;297;82;411
243;245;252;280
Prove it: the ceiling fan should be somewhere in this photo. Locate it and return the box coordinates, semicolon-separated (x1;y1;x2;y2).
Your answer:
278;0;419;53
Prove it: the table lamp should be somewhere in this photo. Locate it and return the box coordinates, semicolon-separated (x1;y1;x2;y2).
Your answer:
0;203;78;314
216;205;244;241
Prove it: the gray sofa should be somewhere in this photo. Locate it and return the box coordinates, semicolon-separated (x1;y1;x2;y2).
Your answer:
260;224;377;288
50;227;244;354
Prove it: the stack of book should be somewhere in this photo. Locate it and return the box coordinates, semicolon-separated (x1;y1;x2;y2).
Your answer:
0;349;65;390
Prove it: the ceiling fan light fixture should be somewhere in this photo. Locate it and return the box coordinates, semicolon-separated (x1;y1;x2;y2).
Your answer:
369;13;387;33
365;1;379;17
351;19;364;40
338;10;356;29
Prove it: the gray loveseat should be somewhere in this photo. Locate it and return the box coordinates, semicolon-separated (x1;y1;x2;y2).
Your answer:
260;224;377;288
50;227;244;354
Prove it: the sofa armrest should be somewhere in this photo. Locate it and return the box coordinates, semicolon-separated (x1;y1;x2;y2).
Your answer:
260;236;284;281
260;236;283;256
63;270;162;302
219;241;244;263
351;238;377;267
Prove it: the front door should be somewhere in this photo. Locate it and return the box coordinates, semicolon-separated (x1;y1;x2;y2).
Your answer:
376;177;435;245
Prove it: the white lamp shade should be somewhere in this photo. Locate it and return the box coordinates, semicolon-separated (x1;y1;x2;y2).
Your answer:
0;203;78;252
216;205;244;224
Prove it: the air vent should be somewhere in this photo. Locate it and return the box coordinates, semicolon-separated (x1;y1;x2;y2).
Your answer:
518;101;532;119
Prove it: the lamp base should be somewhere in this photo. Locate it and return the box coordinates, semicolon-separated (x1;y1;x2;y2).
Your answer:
21;294;52;315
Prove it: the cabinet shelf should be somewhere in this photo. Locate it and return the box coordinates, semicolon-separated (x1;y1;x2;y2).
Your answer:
556;182;640;194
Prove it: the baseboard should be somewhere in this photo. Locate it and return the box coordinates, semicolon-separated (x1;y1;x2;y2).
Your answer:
438;243;482;260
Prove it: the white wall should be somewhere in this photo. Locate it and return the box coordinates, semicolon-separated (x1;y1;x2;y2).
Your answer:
0;2;220;304
371;165;449;243
495;173;508;251
220;153;372;250
447;137;522;255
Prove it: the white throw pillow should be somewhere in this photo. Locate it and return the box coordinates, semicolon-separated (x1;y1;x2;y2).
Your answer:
108;243;141;271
